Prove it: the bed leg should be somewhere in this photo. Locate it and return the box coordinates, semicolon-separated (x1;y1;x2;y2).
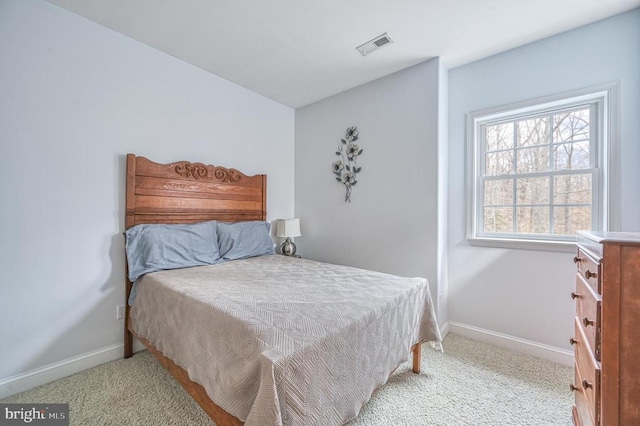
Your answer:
124;276;133;359
124;306;133;358
124;330;133;358
412;342;421;374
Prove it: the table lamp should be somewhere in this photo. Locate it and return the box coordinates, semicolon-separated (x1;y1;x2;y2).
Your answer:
276;218;301;256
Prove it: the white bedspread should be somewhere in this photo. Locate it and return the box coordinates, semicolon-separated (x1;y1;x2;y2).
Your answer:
130;255;441;425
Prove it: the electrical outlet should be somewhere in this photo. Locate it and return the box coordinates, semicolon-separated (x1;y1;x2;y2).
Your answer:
116;304;126;320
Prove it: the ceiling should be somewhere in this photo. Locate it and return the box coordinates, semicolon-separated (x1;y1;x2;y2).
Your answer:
47;0;640;108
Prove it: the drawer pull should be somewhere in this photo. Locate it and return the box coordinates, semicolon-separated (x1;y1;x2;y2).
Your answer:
573;256;582;264
582;379;593;390
570;384;579;392
569;338;578;345
584;269;598;279
571;292;580;299
582;317;595;327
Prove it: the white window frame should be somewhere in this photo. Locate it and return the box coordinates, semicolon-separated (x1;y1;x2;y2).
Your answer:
466;83;619;251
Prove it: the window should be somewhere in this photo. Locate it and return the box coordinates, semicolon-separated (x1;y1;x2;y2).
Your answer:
467;85;617;249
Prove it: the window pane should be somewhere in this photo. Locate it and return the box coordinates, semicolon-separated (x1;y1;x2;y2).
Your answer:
516;207;550;234
486;151;514;175
553;206;591;235
553;141;590;170
553;174;592;204
516;146;549;173
553;109;589;142
517;117;549;147
517;177;550;205
470;90;606;245
484;179;513;206
484;207;513;233
486;123;514;151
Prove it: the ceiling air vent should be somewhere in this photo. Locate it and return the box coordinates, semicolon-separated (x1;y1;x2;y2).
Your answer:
356;32;394;56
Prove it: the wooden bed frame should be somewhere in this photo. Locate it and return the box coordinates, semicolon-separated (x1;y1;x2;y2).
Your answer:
123;153;422;425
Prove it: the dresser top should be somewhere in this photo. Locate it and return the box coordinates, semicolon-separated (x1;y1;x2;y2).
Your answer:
577;230;640;245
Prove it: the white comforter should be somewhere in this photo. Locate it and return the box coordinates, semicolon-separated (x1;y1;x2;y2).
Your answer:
130;255;441;425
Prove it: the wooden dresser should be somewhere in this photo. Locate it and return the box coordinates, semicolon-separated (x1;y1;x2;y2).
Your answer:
571;231;640;426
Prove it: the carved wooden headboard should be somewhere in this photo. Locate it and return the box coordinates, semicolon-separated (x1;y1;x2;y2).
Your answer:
125;154;266;229
124;154;267;358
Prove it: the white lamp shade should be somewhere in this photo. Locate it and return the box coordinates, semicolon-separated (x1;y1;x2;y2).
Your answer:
276;218;301;238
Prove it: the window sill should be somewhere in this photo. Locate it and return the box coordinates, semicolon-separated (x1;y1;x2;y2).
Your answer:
468;237;577;253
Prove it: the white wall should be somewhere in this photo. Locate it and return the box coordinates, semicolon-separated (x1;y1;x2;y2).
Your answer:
448;9;640;350
0;0;294;385
295;59;446;323
3;1;637;396
436;60;449;327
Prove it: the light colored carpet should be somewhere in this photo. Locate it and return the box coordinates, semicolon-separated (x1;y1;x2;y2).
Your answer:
2;334;573;425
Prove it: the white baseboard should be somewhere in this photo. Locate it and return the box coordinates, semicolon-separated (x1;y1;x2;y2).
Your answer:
0;340;146;400
446;321;574;367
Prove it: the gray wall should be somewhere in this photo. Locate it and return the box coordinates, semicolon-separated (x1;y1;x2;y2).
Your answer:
0;0;294;381
295;59;446;322
447;9;640;349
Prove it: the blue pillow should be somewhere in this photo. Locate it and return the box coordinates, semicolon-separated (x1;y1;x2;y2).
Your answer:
125;221;220;282
217;221;275;260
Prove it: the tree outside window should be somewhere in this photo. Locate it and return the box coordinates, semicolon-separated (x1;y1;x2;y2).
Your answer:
467;85;615;248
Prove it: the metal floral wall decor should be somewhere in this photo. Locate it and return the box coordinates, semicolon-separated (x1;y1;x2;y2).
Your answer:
332;126;363;202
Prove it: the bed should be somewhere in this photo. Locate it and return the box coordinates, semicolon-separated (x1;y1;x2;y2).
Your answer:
123;154;442;425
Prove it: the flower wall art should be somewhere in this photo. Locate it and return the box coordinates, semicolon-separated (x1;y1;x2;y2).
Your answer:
332;126;363;202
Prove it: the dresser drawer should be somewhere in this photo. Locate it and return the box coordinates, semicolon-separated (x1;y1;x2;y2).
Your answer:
574;249;601;294
573;275;601;360
573;367;594;426
573;232;640;426
574;318;601;425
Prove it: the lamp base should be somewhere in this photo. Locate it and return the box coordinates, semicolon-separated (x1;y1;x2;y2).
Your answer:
280;238;297;256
